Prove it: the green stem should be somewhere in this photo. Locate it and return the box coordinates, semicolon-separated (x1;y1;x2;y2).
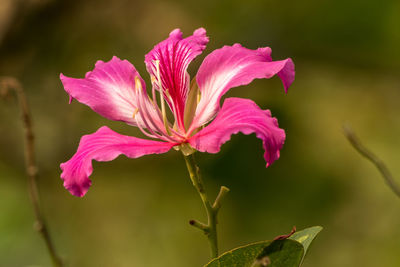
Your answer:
183;152;229;259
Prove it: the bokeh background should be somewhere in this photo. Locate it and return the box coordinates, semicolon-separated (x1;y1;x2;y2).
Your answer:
0;0;399;266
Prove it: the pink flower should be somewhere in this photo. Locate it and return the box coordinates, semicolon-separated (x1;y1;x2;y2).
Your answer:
60;28;295;197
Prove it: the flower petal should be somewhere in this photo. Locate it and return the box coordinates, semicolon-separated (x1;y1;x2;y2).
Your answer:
145;28;209;130
60;56;150;126
189;98;285;167
191;44;294;130
60;126;175;197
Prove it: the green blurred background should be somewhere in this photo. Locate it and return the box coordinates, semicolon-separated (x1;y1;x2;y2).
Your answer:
0;0;399;266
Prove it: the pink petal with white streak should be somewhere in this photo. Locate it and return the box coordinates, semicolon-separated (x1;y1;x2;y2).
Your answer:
191;44;294;130
189;98;285;167
60;126;175;197
60;56;153;127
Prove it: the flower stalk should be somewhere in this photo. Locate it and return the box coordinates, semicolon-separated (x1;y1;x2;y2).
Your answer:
182;151;230;258
0;77;63;267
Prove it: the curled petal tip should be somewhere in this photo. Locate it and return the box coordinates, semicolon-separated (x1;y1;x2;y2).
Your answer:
60;73;74;104
257;47;272;59
169;28;183;38
65;181;91;197
280;58;295;93
193;27;206;36
94;59;105;68
60;162;92;197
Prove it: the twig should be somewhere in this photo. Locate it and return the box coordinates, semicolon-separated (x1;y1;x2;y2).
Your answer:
343;124;400;198
0;77;64;266
189;219;209;232
212;186;230;212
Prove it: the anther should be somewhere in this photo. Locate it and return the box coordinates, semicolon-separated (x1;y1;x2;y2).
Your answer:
132;108;139;119
160;90;171;135
134;76;142;91
150;75;157;84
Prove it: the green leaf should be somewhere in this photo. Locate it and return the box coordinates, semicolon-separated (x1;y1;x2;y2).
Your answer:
203;226;322;267
289;226;323;255
204;239;303;267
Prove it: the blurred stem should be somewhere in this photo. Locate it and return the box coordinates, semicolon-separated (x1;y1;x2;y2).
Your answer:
0;77;63;267
183;152;230;259
343;124;400;198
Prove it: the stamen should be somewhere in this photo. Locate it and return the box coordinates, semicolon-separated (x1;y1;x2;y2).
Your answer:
137;87;179;142
153;60;173;136
134;68;166;138
135;115;161;140
131;68;183;142
132;108;139;119
150;75;157;84
160;90;171;135
164;89;172;102
164;88;180;128
134;76;142;92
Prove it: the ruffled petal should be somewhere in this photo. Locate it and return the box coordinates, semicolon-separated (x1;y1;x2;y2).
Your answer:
144;28;209;130
60;126;175;197
191;44;294;130
60;56;152;127
189;98;285;167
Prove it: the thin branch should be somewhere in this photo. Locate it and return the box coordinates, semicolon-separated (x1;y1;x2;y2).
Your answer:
212;186;230;212
189;219;210;232
343;124;400;198
0;77;64;266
